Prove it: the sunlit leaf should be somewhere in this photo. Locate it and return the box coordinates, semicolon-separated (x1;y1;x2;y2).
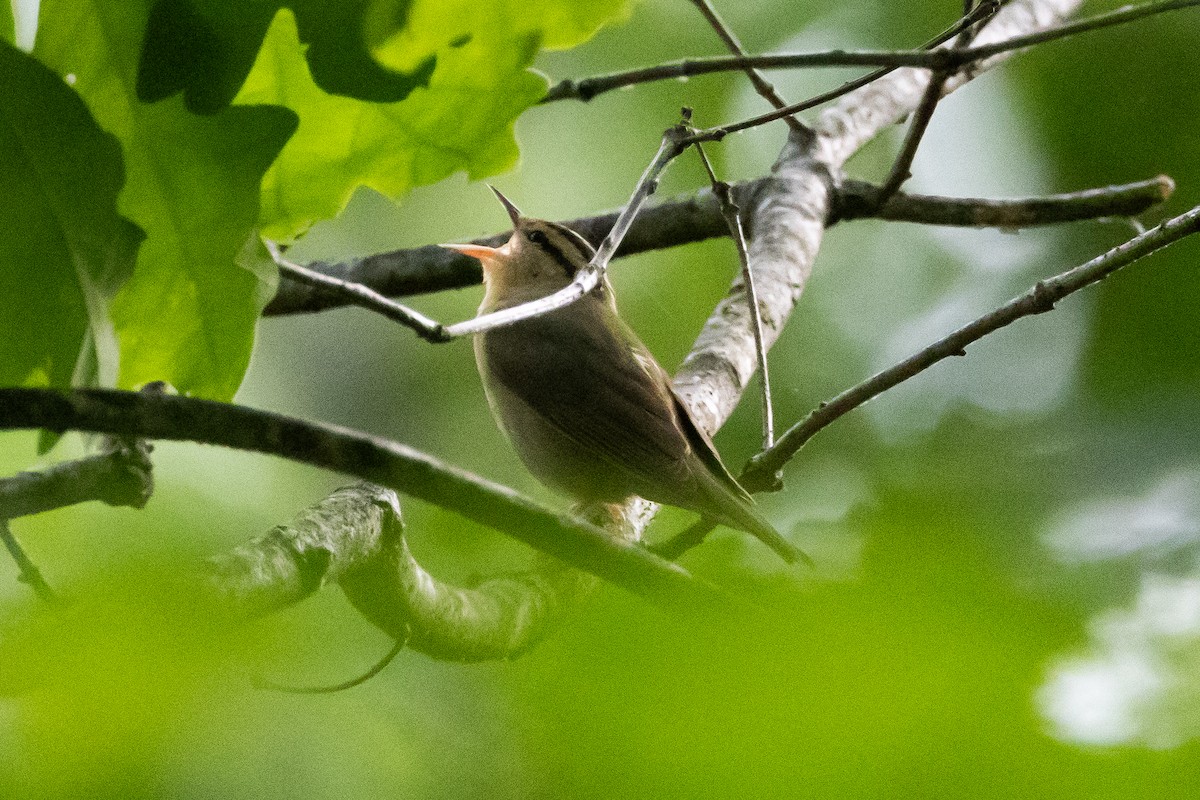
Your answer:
0;40;143;390
33;0;296;399
237;0;630;238
136;0;435;114
0;0;13;45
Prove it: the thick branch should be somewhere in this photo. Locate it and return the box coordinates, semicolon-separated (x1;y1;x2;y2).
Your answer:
263;175;1167;317
206;483;597;660
0;388;725;611
0;438;153;519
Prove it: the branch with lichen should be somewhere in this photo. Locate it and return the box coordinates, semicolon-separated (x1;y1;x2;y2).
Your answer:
263;174;1171;318
207;483;602;662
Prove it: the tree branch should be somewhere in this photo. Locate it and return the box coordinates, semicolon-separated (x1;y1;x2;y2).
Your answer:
1;520;58;603
265;127;692;341
0;436;153;520
675;0;1081;434
263;175;1169;317
835;176;1174;227
741;202;1200;490
206;483;601;661
0;387;728;612
0;0;1104;662
687;0;811;138
542;0;1198;104
694;141;775;448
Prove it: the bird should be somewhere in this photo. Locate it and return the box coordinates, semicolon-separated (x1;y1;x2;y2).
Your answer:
441;187;802;564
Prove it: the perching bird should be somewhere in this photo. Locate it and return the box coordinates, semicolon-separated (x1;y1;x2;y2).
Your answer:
442;188;802;564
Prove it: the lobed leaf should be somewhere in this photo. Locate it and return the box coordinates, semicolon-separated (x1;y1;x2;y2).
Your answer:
0;40;143;390
33;0;296;400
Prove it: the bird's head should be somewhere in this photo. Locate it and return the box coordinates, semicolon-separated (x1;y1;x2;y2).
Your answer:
441;187;598;309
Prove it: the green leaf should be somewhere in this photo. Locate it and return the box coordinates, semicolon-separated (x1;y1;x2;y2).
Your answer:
236;0;630;238
136;0;436;114
0;39;143;390
0;0;13;45
34;0;297;400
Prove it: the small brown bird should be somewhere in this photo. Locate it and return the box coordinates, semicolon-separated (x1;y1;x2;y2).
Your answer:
443;188;801;563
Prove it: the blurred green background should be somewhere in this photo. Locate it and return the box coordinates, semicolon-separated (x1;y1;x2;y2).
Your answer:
3;0;1200;797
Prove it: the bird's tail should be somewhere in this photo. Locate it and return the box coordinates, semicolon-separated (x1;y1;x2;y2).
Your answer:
717;502;811;567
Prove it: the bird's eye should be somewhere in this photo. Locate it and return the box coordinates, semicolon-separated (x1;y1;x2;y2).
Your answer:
525;229;548;246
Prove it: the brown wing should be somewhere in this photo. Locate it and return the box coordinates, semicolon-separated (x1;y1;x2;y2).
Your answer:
667;387;754;504
480;296;695;489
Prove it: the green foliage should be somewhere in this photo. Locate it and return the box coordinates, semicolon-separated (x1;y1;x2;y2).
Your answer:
136;0;435;113
0;40;143;389
0;1;12;44
3;0;1200;798
8;0;628;400
239;0;628;238
32;0;297;400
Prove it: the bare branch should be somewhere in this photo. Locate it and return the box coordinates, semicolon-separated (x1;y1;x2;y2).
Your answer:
742;203;1200;490
267;241;449;342
687;0;811;138
265;174;1169;317
873;69;952;204
675;0;1081;438
207;483;601;661
543;2;999;104
0;438;153;519
836;176;1174;227
0;387;726;611
543;0;1199;105
1;519;58;603
694;142;775;448
269;127;689;338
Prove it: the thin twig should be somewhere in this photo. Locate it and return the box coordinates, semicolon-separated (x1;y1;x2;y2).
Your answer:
1;519;58;602
873;0;985;206
683;1;1000;144
873;70;951;205
546;1;999;106
254;633;408;694
957;0;1200;62
442;126;689;338
741;203;1200;491
687;0;810;138
266;241;450;343
542;0;1199;105
693;142;775;449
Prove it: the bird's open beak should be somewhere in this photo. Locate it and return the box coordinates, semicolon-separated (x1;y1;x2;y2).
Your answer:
440;242;502;263
488;185;522;228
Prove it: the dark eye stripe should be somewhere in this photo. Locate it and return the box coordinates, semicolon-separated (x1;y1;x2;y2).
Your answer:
526;225;589;278
545;221;596;261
